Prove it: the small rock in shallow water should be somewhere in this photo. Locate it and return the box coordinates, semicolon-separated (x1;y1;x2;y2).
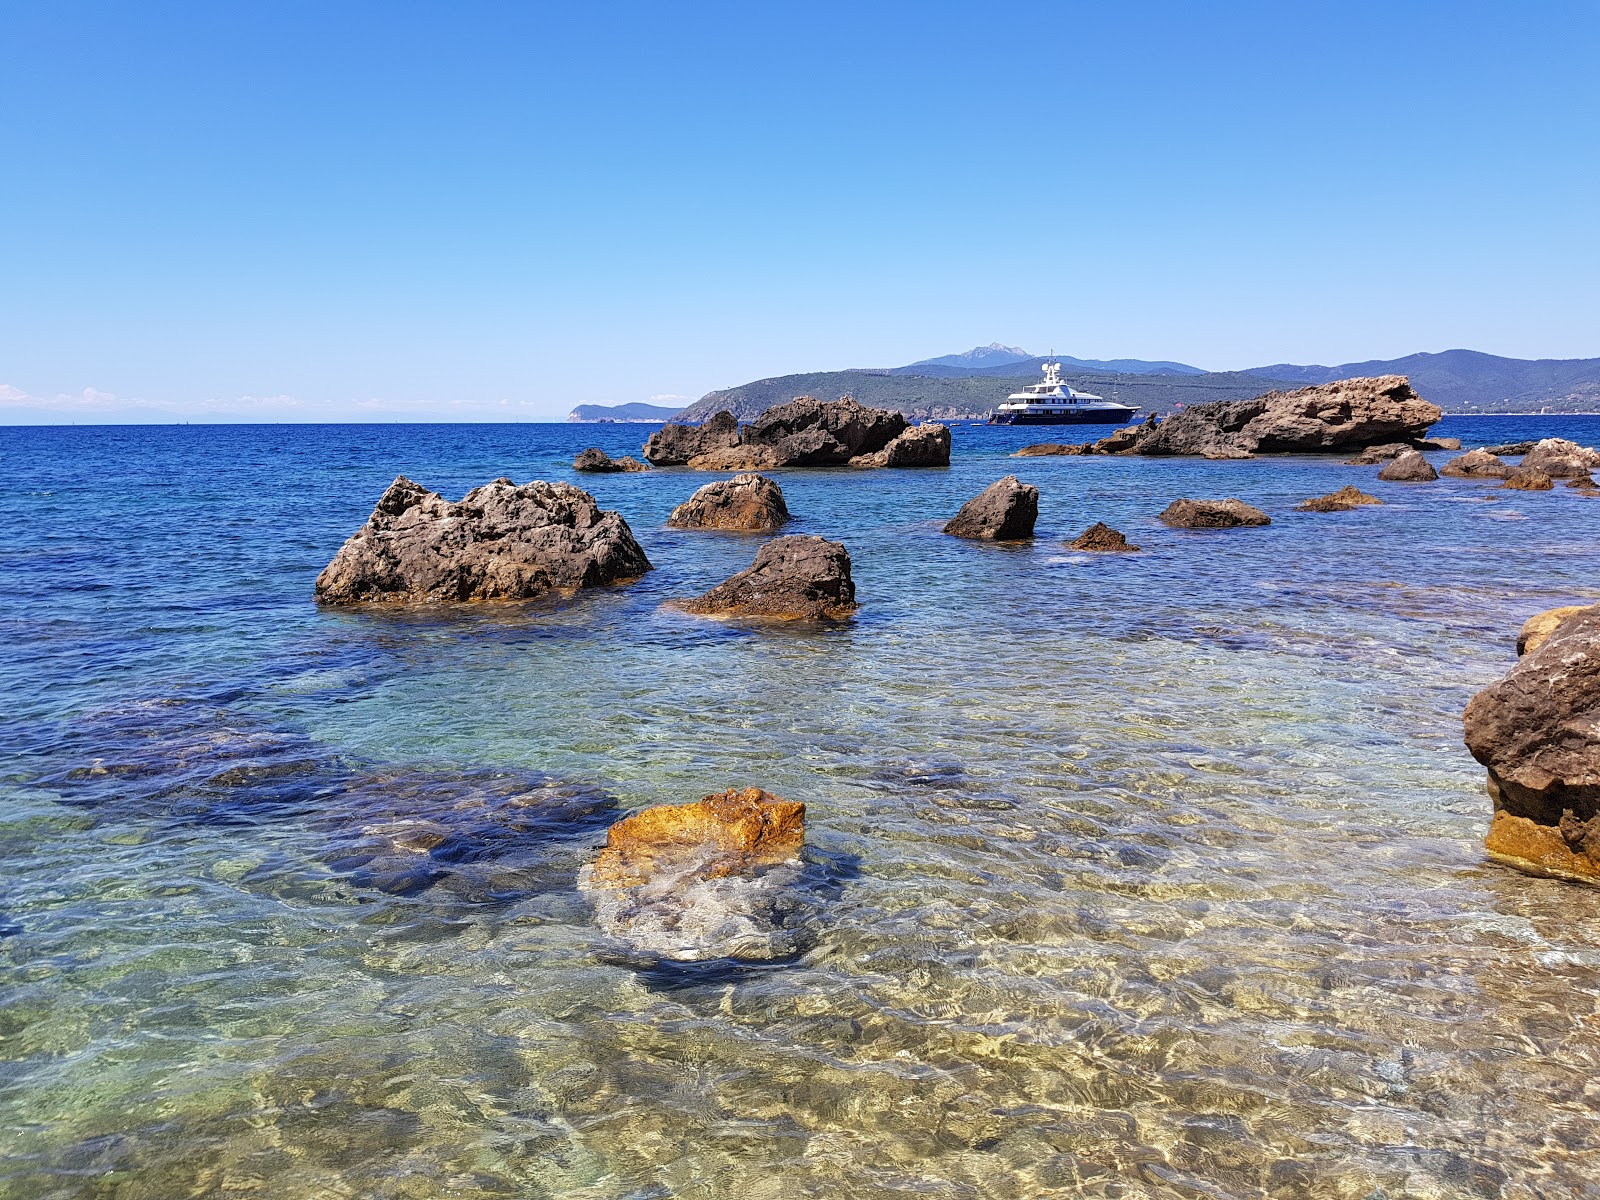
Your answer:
1441;449;1513;479
1296;485;1382;512
1159;498;1270;529
672;535;857;620
1519;438;1600;479
1013;443;1086;457
1480;440;1536;457
1066;522;1139;552
944;476;1038;540
668;473;789;532
1501;466;1554;491
1345;442;1413;465
573;448;649;473
1377;449;1438;482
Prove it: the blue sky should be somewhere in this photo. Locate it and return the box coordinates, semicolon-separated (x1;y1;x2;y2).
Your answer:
2;1;1597;422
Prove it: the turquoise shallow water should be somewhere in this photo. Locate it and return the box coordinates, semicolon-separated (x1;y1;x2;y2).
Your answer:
4;417;1600;1199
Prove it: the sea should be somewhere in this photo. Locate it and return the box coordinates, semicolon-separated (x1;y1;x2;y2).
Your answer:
3;416;1599;1199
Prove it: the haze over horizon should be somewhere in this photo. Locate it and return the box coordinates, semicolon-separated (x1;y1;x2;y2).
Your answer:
3;1;1597;424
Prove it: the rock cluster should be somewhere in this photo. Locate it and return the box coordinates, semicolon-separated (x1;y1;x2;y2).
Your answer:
1520;438;1600;479
644;397;950;471
1138;376;1441;457
579;787;810;961
673;535;858;620
1066;522;1139;552
1158;498;1271;529
668;473;790;533
1464;607;1600;885
1377;449;1439;482
1440;449;1513;479
642;411;742;466
1296;484;1383;512
315;476;651;604
944;476;1038;540
849;421;952;468
573;448;650;473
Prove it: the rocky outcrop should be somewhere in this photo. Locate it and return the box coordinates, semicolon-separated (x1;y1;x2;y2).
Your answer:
943;476;1038;540
1067;522;1139;551
642;411;742;466
1377;449;1438;482
579;787;809;961
1296;484;1382;512
849;422;951;468
1159;498;1271;529
1014;442;1087;457
673;535;857;620
573;448;649;473
1503;466;1554;491
739;395;908;466
1518;605;1594;655
1441;449;1513;479
1520;438;1600;479
667;474;789;533
1464;607;1600;885
315;477;651;604
1137;376;1440;457
1482;441;1536;457
1345;442;1413;465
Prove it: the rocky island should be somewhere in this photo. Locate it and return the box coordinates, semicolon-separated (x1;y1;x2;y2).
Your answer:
644;396;950;470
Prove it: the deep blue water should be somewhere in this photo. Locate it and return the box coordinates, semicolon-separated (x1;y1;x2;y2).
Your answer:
3;416;1600;1198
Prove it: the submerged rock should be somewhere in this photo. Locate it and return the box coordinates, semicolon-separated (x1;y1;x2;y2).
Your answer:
668;473;790;533
573;448;650;473
1502;466;1554;492
1464;608;1600;885
1377;449;1438;482
642;411;742;466
1066;522;1139;552
1566;473;1597;489
673;535;857;620
943;475;1038;540
1138;376;1441;457
1158;498;1271;528
1296;484;1383;512
849;422;951;468
1440;449;1513;479
314;476;651;604
1518;605;1594;656
1345;442;1413;465
579;787;810;961
1520;438;1600;479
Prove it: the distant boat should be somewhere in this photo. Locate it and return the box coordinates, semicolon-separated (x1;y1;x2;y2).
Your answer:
987;358;1139;426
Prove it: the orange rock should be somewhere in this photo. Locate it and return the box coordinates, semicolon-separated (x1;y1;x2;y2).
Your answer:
1484;810;1600;885
585;787;804;890
1517;605;1594;655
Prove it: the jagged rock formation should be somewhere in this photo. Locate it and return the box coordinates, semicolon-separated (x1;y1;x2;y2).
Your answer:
1296;485;1383;512
1377;449;1439;482
1159;499;1271;528
1520;438;1600;479
672;535;857;620
1138;376;1441;457
579;787;810;961
943;476;1038;540
573;448;649;473
642;411;742;466
1066;522;1139;551
849;422;952;467
1441;449;1513;479
315;477;651;604
1502;466;1554;491
1465;607;1600;885
667;474;790;533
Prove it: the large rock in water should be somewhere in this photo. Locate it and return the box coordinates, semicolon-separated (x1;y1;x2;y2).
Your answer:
943;475;1038;540
673;535;857;620
668;473;789;532
1158;498;1271;528
1138;376;1441;457
579;787;810;961
1520;438;1600;479
849;422;951;468
573;448;649;473
1440;449;1513;479
1377;449;1439;482
315;476;651;604
642;411;741;466
1464;608;1600;885
739;395;907;466
1502;466;1554;492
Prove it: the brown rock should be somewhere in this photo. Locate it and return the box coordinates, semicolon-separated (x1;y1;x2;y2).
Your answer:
685;444;783;472
674;535;857;620
1464;607;1600;885
1296;484;1383;512
742;395;907;466
1565;473;1597;489
1158;498;1271;528
1520;438;1600;479
1481;441;1536;457
1377;449;1438;482
1014;442;1088;457
584;787;805;891
314;476;651;604
574;448;649;473
1345;442;1414;465
667;473;790;533
642;411;741;466
1502;466;1554;491
1138;376;1441;457
1093;425;1148;455
1416;436;1462;451
943;475;1038;540
1440;449;1512;479
849;422;951;468
1067;522;1139;552
1517;605;1594;655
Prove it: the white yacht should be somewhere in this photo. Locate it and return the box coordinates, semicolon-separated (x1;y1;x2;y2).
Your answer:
988;358;1139;426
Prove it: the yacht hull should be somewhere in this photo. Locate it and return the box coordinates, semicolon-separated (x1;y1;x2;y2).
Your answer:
988;407;1139;426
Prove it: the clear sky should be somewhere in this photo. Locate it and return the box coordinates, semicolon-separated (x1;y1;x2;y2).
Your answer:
3;1;1597;423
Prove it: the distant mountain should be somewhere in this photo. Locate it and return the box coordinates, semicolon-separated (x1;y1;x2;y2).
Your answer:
906;343;1032;369
567;401;681;423
1242;349;1600;413
890;347;1205;378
